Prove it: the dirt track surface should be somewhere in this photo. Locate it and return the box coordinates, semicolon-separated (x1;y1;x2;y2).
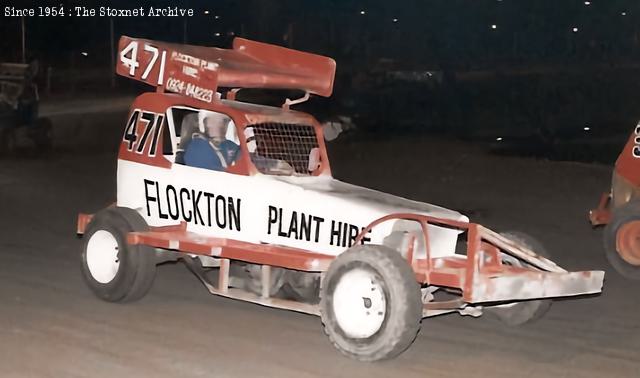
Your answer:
1;122;639;377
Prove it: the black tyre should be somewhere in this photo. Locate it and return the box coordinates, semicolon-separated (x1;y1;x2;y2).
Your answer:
81;207;157;302
320;245;422;361
603;201;640;280
0;127;16;156
486;231;552;326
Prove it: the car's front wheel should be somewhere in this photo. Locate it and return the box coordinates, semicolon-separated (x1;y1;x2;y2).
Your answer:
604;200;640;279
320;245;422;361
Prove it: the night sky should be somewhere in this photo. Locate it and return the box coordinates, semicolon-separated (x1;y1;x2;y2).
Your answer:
2;0;640;69
3;0;640;152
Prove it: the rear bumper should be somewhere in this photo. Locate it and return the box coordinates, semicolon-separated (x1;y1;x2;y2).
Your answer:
469;269;605;303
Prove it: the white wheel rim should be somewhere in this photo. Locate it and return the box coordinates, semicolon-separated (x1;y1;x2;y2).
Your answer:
332;268;387;339
86;230;120;284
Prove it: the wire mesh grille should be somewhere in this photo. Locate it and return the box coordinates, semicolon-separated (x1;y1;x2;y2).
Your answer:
247;122;319;175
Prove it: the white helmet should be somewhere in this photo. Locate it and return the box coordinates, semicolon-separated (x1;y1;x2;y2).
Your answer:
198;111;232;138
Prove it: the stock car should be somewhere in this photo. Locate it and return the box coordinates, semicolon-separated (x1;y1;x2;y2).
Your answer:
76;36;605;361
0;61;52;155
590;120;640;279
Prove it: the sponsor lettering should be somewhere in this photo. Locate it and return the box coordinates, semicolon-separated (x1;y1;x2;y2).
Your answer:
267;205;371;247
144;179;241;230
165;77;214;103
267;206;324;242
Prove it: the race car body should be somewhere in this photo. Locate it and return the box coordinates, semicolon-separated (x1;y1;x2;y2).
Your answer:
77;36;604;361
590;121;640;279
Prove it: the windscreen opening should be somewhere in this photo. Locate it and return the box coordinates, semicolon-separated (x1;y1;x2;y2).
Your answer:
245;122;320;176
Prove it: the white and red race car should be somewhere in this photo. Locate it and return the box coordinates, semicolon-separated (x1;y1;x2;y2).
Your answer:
77;36;604;361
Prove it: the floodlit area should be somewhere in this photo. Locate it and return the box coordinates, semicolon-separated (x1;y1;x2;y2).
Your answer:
1;1;640;376
0;107;635;376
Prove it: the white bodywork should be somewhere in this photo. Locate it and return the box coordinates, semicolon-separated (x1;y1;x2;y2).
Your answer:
117;160;468;257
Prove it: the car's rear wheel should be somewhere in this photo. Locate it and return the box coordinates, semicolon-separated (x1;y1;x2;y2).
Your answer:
604;201;640;280
486;231;553;326
320;245;422;361
81;207;157;302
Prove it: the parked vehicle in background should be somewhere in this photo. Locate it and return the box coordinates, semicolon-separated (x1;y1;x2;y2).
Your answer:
0;61;52;155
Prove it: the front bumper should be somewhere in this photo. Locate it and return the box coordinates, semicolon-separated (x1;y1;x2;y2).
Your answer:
469;269;605;303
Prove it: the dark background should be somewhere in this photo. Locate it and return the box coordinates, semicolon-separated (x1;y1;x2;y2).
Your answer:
2;0;640;161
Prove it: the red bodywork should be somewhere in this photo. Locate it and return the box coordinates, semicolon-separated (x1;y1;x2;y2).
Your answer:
115;37;334;176
590;126;640;225
614;127;640;188
117;35;336;98
117;92;333;176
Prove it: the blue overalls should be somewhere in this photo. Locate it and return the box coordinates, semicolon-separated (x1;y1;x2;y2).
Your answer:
183;135;239;171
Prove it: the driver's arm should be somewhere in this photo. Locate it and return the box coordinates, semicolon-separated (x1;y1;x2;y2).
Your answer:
222;140;241;165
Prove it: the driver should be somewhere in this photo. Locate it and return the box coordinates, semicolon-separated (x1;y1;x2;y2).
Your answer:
183;111;239;171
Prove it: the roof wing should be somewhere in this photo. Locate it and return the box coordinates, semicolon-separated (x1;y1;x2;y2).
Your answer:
116;36;336;102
